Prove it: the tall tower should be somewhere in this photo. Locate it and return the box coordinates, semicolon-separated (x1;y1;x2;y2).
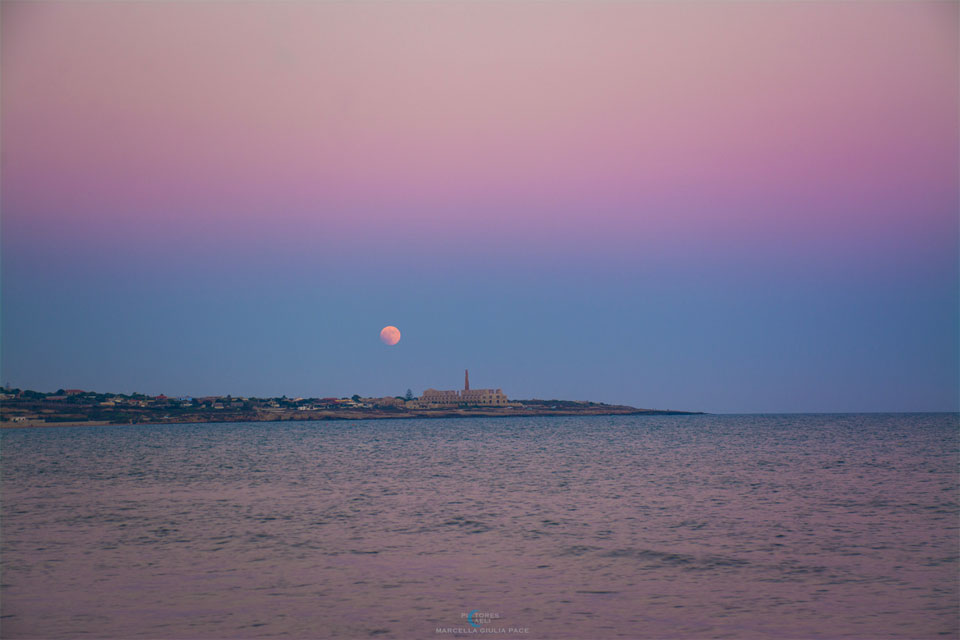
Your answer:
464;369;470;391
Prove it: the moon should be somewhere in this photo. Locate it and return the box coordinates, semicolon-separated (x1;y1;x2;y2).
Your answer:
379;325;401;346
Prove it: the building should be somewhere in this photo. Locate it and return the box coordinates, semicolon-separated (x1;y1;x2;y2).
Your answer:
362;397;405;408
419;370;509;408
419;389;461;407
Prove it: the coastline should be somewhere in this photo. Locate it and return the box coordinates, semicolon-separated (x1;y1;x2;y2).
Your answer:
0;407;703;429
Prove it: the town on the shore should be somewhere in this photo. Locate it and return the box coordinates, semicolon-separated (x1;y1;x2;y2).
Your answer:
1;370;700;427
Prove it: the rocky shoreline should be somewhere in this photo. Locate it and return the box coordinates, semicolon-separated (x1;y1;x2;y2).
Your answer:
1;400;702;429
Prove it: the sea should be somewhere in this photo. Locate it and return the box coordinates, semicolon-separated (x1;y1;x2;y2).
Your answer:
1;414;957;639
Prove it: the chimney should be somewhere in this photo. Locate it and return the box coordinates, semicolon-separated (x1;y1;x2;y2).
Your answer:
464;369;470;391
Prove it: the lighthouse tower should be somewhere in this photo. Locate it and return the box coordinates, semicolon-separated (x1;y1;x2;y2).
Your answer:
464;369;470;391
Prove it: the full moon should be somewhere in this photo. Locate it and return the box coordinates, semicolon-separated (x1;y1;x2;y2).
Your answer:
380;325;401;346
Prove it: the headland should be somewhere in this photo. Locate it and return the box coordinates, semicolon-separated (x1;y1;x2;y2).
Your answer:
0;378;700;429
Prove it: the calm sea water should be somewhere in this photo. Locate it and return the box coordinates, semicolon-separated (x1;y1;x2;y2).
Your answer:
1;414;957;639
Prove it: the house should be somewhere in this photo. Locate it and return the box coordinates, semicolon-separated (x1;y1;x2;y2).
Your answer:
363;397;404;408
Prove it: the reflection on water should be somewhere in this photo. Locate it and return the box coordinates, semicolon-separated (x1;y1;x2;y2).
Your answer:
2;414;957;639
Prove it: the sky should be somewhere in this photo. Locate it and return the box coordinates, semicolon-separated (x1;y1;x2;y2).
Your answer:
2;1;957;413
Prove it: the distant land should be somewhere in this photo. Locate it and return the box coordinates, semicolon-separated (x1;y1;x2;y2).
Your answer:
0;388;701;428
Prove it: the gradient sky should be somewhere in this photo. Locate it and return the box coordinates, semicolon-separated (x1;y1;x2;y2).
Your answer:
2;1;957;413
